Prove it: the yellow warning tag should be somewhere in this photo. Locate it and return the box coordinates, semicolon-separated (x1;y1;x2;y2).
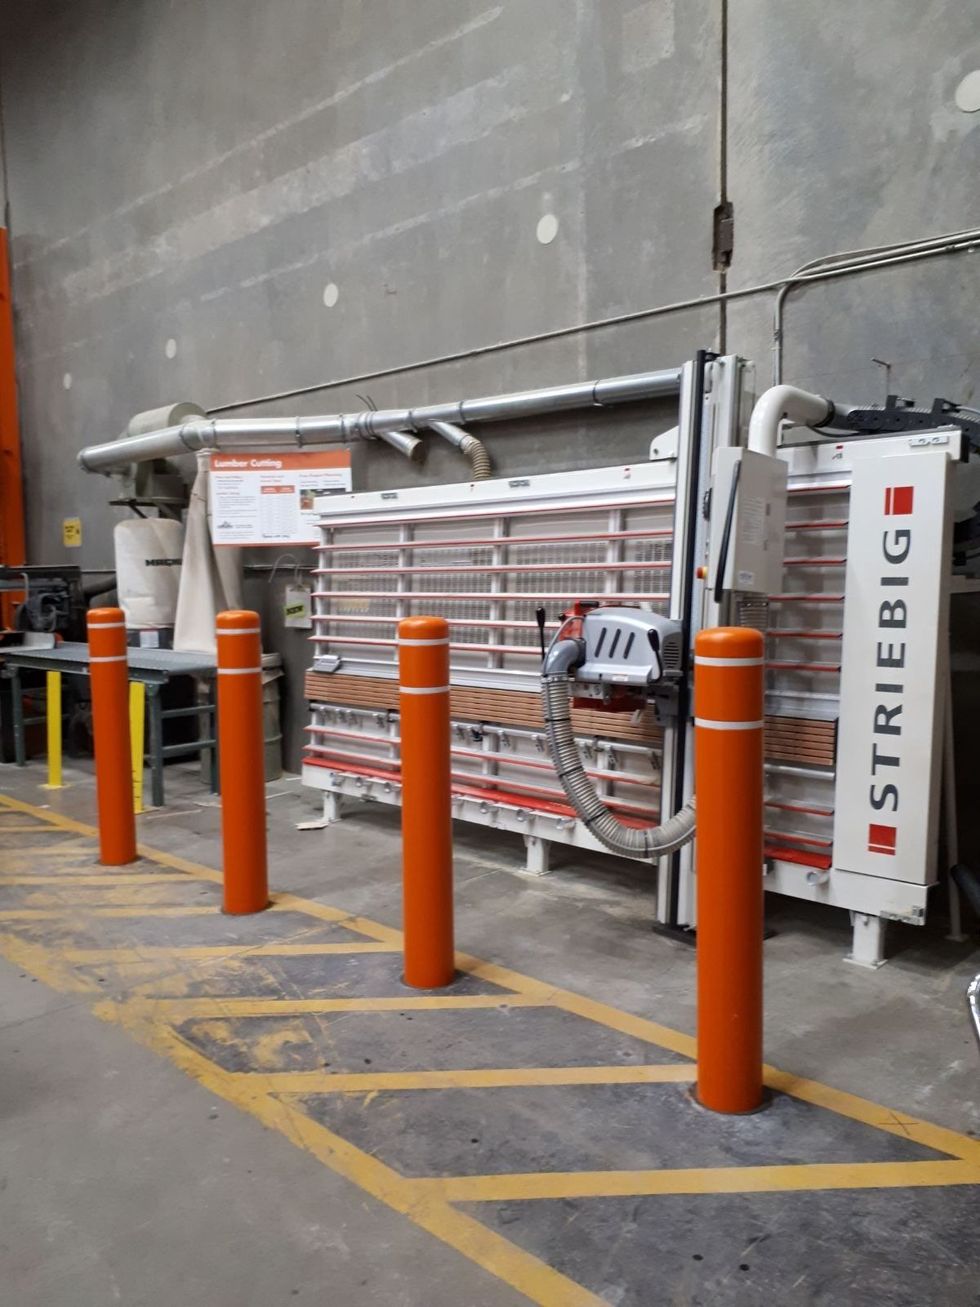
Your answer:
62;517;82;547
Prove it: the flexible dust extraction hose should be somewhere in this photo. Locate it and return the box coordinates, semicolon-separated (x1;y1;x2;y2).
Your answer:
427;420;493;479
542;671;696;859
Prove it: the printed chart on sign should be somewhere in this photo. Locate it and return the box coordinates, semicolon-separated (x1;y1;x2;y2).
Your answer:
209;451;352;546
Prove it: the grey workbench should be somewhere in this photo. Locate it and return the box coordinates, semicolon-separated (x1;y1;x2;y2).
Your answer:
0;642;218;807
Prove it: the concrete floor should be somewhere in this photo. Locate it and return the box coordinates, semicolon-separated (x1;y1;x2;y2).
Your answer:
1;760;978;1305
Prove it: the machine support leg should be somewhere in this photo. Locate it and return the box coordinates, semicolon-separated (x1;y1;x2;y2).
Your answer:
322;791;343;824
398;615;455;989
523;835;551;876
943;671;966;942
11;669;25;766
694;627;765;1114
847;912;887;969
147;685;165;809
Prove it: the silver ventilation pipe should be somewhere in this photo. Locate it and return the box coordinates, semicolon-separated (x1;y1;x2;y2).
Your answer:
77;367;683;473
369;429;425;463
427;420;492;480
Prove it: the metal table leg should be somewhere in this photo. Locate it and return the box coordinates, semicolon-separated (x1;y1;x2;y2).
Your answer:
147;683;165;808
208;677;219;794
11;668;25;766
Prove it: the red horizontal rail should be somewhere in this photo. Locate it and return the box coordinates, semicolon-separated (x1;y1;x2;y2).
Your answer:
312;591;670;602
317;526;674;552
313;560;671;576
764;826;833;849
304;756;660;831
318;493;676;532
310;635;540;655
785;519;848;531
311;615;558;631
768;594;844;604
783;558;845;567
304;723;658;789
765;843;832;871
304;745;659;819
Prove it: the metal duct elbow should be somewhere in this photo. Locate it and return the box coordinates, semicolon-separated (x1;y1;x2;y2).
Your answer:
373;429;425;463
747;386;834;457
427;420;492;480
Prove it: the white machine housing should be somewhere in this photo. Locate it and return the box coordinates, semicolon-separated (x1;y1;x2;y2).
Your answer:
301;352;964;967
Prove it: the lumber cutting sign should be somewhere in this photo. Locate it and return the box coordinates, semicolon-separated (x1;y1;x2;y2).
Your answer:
209;451;352;546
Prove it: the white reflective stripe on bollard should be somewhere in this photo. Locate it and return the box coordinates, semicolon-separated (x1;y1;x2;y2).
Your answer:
88;655;129;664
399;685;451;695
693;655;765;667
217;666;263;676
694;717;765;731
397;637;450;647
217;628;262;636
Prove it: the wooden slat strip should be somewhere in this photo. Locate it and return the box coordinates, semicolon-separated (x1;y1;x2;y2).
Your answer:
305;673;836;767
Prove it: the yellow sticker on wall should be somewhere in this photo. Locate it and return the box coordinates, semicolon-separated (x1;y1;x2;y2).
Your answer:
62;517;82;547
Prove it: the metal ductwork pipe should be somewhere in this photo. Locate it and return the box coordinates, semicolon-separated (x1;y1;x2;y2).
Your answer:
747;385;865;457
370;429;425;463
427;420;492;480
77;367;683;474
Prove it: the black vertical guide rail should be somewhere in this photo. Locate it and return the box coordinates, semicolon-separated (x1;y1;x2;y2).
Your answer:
662;349;711;930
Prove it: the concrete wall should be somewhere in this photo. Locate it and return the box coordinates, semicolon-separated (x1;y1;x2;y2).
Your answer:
1;0;979;765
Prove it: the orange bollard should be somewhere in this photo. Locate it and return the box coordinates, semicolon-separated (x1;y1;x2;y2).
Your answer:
87;607;137;866
216;610;269;914
694;626;765;1113
398;615;455;988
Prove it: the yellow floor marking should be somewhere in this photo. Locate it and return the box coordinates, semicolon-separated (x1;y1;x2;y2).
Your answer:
61;941;399;963
96;1003;604;1307
0;873;202;886
10;885;218;909
3;790;979;1167
458;954;699;1060
420;1159;980;1203
1;843;96;862
120;993;541;1018
0;905;221;920
233;1063;698;1094
0;931;102;994
764;1067;980;1167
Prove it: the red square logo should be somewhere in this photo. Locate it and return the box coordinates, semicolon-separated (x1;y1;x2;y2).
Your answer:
884;486;914;516
868;823;897;855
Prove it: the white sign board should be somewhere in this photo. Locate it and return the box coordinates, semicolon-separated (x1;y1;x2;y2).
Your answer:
833;446;952;886
210;451;352;546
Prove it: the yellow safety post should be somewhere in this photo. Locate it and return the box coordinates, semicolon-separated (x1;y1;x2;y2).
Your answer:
129;681;146;814
44;671;63;789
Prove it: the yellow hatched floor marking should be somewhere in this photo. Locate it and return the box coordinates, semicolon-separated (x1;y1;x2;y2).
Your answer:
2;790;980;1307
230;1064;698;1094
95;1003;604;1307
417;1159;980;1203
0;873;202;886
0;931;104;994
122;994;543;1018
61;941;399;963
1;791;978;1166
0;905;221;920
